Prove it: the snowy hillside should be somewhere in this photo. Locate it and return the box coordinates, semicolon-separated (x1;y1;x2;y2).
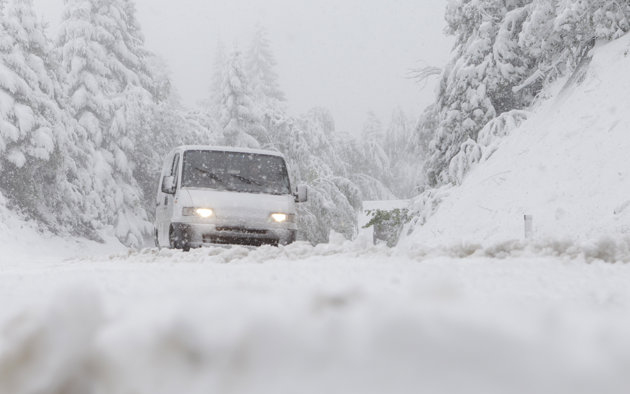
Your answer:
405;34;630;247
0;193;126;263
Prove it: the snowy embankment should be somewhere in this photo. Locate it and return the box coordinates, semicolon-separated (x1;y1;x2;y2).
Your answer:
0;193;125;265
404;34;630;248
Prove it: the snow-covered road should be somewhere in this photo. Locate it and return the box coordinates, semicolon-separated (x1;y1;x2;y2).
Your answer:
1;240;630;394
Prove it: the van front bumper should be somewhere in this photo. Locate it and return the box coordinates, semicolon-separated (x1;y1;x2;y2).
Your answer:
171;222;297;247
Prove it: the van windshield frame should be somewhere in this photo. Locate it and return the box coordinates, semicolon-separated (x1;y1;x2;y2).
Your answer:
181;150;292;196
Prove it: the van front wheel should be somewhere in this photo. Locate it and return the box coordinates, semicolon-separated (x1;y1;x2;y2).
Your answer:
169;225;191;252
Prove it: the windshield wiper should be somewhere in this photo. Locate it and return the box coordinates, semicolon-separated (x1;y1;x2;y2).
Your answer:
230;174;262;187
194;167;227;186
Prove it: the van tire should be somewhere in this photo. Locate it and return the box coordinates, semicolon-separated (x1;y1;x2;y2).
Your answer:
169;225;191;252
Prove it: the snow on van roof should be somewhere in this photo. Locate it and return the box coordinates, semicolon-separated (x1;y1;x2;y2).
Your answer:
174;145;285;158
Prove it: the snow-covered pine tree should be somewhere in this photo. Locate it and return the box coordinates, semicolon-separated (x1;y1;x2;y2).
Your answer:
590;0;630;40
289;111;362;243
517;0;561;86
246;25;285;107
384;107;411;162
383;107;424;197
425;2;498;186
219;48;265;148
363;112;389;172
146;54;173;104
298;108;346;175
553;0;630;64
0;0;57;171
425;0;534;186
208;39;226;120
414;104;437;160
518;0;630;93
245;25;292;154
59;0;156;247
0;0;81;229
348;112;394;200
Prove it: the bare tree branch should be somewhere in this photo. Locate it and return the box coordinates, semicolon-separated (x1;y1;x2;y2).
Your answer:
407;65;442;88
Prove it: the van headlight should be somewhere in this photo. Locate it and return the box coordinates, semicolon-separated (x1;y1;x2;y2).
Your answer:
183;207;214;218
270;213;294;223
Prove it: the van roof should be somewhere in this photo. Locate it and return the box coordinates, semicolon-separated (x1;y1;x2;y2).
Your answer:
173;145;285;159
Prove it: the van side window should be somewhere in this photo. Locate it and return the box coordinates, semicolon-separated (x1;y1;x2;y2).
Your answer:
171;154;180;188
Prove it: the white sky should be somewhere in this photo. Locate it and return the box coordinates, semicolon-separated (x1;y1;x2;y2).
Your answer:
34;0;452;134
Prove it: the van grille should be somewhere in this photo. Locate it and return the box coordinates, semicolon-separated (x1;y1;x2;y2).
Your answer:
203;234;278;247
215;226;268;235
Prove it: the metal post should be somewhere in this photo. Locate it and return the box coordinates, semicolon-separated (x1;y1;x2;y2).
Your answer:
524;215;534;240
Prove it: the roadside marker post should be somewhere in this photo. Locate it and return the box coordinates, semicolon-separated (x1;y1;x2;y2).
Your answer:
524;215;534;240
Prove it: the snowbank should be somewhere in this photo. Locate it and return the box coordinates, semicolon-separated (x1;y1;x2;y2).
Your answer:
404;34;630;247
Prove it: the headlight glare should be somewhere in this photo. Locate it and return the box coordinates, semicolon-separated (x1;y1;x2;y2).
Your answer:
182;207;214;218
271;213;289;223
196;208;214;218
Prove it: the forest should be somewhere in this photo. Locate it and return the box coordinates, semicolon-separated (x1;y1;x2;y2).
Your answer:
0;0;629;247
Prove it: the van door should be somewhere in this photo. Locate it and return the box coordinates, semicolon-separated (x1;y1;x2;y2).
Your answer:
158;153;181;246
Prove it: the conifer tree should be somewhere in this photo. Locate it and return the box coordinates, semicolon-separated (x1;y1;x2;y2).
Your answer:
299;108;346;174
246;25;285;106
0;0;58;169
0;0;76;227
384;107;411;161
590;0;630;40
361;111;390;180
209;39;226;119
384;108;424;197
59;0;155;247
285;111;363;243
425;0;533;186
219;48;264;148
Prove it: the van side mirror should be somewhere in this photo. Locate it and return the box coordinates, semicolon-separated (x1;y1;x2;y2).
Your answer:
295;185;308;203
162;176;176;194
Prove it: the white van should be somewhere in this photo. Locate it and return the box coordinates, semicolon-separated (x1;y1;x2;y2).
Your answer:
154;146;307;251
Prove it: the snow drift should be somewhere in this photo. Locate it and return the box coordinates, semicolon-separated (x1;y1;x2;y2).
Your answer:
405;34;630;247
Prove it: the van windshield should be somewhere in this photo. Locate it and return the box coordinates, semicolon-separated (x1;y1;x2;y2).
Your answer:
182;150;291;195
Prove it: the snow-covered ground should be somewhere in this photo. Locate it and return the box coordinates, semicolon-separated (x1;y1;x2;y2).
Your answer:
1;232;630;394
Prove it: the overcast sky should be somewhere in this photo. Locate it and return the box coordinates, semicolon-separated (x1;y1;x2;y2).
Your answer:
34;0;452;134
